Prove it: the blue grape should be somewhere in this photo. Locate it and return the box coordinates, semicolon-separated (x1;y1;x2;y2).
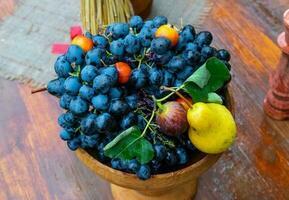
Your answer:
175;35;187;52
91;94;109;111
93;74;112;93
201;46;216;59
59;93;74;110
58;112;76;130
80;134;99;148
66;45;85;65
139;28;153;47
120;112;137;129
96;113;114;132
109;99;129;116
162;70;175;86
153;16;168;27
165;150;178;166
128;159;140;172
59;129;74;141
176;66;194;80
129;16;143;31
111;23;129;39
85;31;93;39
69;96;89;115
182;50;201;65
186;42;200;51
137;115;146;130
85;48;105;66
137;164;151;180
129;68;147;89
174;79;184;87
151;51;173;65
124;34;141;54
92;35;108;48
153;144;167;161
176;147;189;165
64;76;82;95
109;87;123;99
110;39;125;57
79;85;95;100
217;49;231;61
149;67;163;86
139;63;150;75
80;114;98;135
150;159;161;173
166;56;186;73
111;158;122;170
54;55;73;78
47;78;65;97
186;139;197;152
81;65;98;83
120;160;130;171
97;141;110;162
151;37;171;55
100;66;118;84
180;25;195;42
125;94;138;110
67;136;81;151
194;31;213;47
143;20;154;29
103;55;117;65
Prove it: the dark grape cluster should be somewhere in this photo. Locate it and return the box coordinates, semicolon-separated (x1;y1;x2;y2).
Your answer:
47;15;231;180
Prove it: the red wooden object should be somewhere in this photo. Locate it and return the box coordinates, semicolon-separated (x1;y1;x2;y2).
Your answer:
264;9;289;120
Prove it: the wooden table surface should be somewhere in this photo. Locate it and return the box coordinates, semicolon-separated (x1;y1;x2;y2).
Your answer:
1;0;289;200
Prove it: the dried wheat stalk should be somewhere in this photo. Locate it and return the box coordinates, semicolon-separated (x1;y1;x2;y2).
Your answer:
81;0;134;34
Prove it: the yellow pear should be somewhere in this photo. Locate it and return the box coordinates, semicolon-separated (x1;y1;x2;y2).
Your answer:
187;102;236;154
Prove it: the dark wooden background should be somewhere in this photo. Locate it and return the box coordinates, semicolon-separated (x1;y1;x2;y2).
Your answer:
1;0;289;199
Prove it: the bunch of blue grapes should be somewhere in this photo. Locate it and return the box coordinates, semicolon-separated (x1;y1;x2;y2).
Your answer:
47;15;231;180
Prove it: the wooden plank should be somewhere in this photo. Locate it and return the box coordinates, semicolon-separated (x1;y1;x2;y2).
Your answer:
195;1;289;199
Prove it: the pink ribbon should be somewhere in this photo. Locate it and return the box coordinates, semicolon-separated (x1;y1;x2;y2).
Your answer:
51;26;83;54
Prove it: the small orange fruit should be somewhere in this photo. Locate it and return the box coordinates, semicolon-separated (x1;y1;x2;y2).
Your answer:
155;24;179;46
71;35;94;52
176;97;193;111
115;62;132;84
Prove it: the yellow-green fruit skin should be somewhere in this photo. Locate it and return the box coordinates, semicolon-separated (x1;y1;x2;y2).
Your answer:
187;102;236;154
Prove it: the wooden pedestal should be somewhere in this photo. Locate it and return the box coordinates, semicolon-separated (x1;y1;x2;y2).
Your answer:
110;179;197;200
264;9;289;120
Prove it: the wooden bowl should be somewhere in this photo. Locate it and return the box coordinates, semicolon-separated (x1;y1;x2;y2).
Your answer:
76;88;234;200
131;0;153;19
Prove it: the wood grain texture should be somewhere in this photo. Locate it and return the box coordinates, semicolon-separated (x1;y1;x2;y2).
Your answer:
0;0;289;200
76;149;220;200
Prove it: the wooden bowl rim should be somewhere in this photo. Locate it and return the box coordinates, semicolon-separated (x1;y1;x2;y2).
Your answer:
77;148;221;179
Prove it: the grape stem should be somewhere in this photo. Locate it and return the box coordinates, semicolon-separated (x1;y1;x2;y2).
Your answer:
31;87;47;94
136;48;147;69
161;86;193;108
140;103;156;137
100;59;107;66
155;84;185;103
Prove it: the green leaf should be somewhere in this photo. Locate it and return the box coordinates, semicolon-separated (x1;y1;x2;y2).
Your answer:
104;126;154;164
183;57;230;103
207;92;223;104
103;126;138;151
183;82;208;102
184;65;211;88
205;57;230;91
